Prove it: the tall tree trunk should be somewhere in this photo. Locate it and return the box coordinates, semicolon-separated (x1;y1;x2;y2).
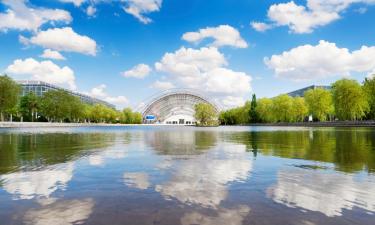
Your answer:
0;112;3;122
10;114;13;122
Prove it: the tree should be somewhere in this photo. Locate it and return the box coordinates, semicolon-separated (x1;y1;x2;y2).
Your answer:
122;108;134;124
332;79;369;120
250;94;260;123
194;103;218;126
272;94;294;122
256;98;274;123
291;97;308;122
363;77;375;119
20;92;40;122
0;75;20;121
39;90;74;122
304;88;334;121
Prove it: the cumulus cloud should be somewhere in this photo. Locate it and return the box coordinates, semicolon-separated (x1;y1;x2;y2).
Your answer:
59;0;87;7
264;40;375;81
40;49;66;60
123;0;162;24
86;5;97;16
182;25;248;48
254;0;375;33
124;172;150;190
88;84;129;108
0;0;72;31
6;58;77;90
23;198;94;225
122;63;151;79
151;80;175;90
250;22;273;32
0;163;74;200
22;27;97;56
155;47;252;108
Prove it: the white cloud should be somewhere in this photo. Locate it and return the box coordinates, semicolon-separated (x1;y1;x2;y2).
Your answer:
40;49;66;60
6;58;77;90
250;22;273;32
150;80;175;90
122;63;151;79
182;25;248;48
221;96;246;108
0;163;74;200
255;0;375;33
123;0;162;24
155;47;252;107
59;0;87;7
124;172;150;190
23;27;97;56
0;0;72;31
23;198;94;225
270;169;375;217
86;5;97;16
88;84;129;108
264;40;375;81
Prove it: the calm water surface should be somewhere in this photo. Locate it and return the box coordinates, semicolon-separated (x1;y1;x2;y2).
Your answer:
0;126;374;225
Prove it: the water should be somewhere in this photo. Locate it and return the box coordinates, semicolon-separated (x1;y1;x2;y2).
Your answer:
0;126;374;225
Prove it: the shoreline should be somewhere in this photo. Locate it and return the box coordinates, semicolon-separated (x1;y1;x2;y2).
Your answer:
1;121;375;128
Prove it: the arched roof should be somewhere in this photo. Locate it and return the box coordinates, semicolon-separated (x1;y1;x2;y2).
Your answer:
141;89;221;122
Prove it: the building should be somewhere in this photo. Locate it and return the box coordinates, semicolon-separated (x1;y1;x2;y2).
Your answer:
141;89;220;125
17;80;115;108
287;85;331;97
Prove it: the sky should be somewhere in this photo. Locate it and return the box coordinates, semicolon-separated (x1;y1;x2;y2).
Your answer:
1;0;375;109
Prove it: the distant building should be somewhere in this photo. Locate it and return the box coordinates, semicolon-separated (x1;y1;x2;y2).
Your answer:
17;80;115;108
287;85;331;97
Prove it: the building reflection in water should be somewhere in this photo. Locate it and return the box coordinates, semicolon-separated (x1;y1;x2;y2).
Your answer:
269;168;375;217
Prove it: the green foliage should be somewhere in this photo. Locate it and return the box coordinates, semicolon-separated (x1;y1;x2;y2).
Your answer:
363;77;375;119
0;75;21;121
40;90;76;122
291;97;308;122
20;92;40;122
332;79;369;120
304;88;334;121
219;102;250;125
194;103;218;126
256;98;275;123
272;94;294;122
250;94;260;123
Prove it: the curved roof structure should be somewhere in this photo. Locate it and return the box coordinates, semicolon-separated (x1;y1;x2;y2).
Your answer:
141;89;220;124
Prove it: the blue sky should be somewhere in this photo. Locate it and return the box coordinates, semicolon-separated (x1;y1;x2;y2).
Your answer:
1;0;375;109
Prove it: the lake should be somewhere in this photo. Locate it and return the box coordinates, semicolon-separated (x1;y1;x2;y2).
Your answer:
0;126;374;225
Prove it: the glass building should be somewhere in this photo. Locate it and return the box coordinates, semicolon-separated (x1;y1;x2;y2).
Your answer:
17;80;115;108
287;85;331;97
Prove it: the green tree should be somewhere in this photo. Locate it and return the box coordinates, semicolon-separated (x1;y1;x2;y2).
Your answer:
332;79;369;120
132;112;143;124
39;90;74;122
20;92;40;122
194;103;218;126
122;108;134;124
272;94;294;122
304;88;334;121
256;98;274;123
0;75;20;121
291;97;308;122
249;94;259;123
363;77;375;119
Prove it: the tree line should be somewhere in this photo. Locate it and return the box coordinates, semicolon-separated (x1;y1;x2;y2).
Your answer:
220;77;375;125
0;75;142;124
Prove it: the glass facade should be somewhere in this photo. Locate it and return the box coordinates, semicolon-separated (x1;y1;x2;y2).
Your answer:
17;80;115;108
287;85;331;97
